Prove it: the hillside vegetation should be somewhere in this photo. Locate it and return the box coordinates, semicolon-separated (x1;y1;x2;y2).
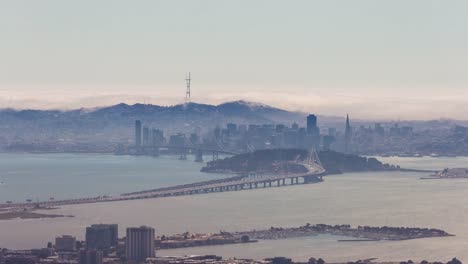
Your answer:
201;149;396;175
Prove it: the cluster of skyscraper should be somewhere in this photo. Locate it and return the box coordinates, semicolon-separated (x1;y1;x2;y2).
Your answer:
211;114;352;153
134;120;165;148
54;224;155;264
132;114;353;154
134;120;202;150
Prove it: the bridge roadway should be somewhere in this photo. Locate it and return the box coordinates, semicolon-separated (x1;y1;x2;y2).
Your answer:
121;163;325;199
0;163;325;210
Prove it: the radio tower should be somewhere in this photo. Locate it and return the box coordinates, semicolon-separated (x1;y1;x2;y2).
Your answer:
185;72;191;102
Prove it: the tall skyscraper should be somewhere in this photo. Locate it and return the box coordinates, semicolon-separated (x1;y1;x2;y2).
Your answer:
135;120;142;147
345;114;352;153
307;114;320;148
78;249;103;264
306;114;317;134
125;226;155;262
86;224;118;252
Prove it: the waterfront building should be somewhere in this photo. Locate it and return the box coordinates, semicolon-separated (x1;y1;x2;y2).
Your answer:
78;249;103;264
55;235;76;252
86;224;118;252
126;226;155;263
135;120;142;147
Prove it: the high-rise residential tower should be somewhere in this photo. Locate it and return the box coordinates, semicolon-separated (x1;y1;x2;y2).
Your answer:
125;226;155;262
86;224;118;252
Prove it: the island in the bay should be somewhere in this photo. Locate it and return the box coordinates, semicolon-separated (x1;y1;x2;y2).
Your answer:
201;149;398;175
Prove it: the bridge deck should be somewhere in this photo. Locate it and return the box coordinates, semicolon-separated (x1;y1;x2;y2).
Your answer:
0;162;325;209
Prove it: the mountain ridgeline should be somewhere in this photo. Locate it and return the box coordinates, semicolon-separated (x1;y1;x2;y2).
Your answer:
0;101;307;149
201;149;396;175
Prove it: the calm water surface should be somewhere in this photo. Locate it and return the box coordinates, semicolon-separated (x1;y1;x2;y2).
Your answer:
1;154;468;262
0;153;225;202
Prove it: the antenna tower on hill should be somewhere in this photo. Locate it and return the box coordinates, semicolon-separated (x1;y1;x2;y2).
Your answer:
185;72;191;102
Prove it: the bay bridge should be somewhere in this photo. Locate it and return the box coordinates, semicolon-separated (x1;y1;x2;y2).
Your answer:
0;149;326;210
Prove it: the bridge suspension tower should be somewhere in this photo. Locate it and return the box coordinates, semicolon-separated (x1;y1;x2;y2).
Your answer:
308;148;324;171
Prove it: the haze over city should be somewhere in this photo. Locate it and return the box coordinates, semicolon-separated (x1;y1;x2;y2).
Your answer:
1;0;468;119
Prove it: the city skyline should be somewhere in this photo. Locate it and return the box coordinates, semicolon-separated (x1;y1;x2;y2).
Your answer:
1;1;468;119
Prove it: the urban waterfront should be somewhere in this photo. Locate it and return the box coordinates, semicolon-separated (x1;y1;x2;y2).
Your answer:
1;154;468;261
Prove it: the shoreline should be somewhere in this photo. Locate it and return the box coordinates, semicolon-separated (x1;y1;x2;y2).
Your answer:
155;224;455;250
234;224;453;242
0;210;73;221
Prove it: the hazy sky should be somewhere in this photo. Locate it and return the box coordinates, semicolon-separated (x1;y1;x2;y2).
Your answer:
1;1;468;119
